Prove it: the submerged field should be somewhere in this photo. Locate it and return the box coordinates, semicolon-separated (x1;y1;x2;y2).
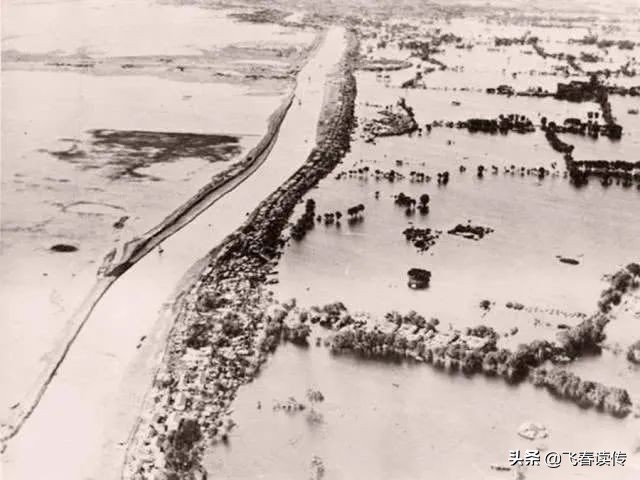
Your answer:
206;341;639;480
2;0;640;479
206;6;640;480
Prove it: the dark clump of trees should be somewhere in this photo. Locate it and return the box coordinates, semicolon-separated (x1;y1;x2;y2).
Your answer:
165;418;203;476
436;171;450;185
418;194;430;214
346;204;365;224
457;114;535;135
409;171;430;183
556;315;609;358
320;210;343;226
185;322;210;349
261;319;284;353
316;271;629;415
544;125;575;155
530;367;632;417
627;340;640;365
466;325;498;344
291;199;316;241
407;268;431;289
395;192;431;216
403;226;440;252
394;192;415;208
597;263;640;313
282;323;312;346
569;159;640;189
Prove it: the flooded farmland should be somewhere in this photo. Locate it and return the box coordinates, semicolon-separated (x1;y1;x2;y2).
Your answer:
2;0;640;479
205;341;640;480
204;4;640;480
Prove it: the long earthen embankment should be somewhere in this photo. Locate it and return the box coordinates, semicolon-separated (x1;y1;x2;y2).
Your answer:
0;32;326;450
121;28;359;480
102;91;295;278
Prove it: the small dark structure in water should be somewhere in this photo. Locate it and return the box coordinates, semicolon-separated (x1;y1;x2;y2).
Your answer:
558;256;580;265
407;268;431;289
50;244;78;253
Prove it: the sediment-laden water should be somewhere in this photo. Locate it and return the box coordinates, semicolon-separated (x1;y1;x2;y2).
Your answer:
0;0;314;425
204;7;640;480
1;25;348;480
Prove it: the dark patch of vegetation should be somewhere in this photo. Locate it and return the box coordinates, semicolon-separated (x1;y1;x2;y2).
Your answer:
447;223;494;240
627;340;640;365
165;418;202;475
291;199;317;241
407;268;431;289
403;226;441;252
530;368;632;417
598;263;640;313
228;8;289;24
283;323;312;345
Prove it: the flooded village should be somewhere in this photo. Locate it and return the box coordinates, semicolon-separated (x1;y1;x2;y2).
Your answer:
2;0;640;479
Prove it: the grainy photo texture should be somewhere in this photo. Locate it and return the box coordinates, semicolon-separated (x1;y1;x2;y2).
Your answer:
1;0;640;479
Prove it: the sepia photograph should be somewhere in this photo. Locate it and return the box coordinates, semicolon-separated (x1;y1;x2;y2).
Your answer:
1;0;640;478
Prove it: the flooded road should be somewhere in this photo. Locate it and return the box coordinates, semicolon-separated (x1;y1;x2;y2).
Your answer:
1;25;347;480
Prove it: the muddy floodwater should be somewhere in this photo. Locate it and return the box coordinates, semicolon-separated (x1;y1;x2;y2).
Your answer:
206;341;640;480
2;0;640;479
0;0;315;427
273;70;640;325
1;0;315;57
0;70;273;416
204;6;640;480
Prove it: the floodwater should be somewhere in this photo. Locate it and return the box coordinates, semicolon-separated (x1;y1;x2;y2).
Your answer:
206;341;640;480
273;68;640;324
0;69;277;418
0;0;314;422
211;16;640;480
1;25;347;480
275;169;640;315
1;0;315;57
2;3;639;479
